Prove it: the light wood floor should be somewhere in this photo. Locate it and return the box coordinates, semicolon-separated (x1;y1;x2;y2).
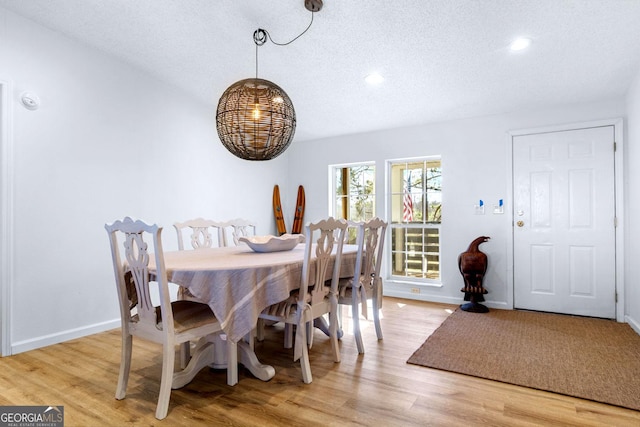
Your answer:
1;298;638;426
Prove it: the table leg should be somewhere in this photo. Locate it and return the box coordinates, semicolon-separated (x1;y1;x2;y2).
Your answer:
238;340;275;381
172;339;215;389
314;316;344;339
209;334;275;383
211;334;228;369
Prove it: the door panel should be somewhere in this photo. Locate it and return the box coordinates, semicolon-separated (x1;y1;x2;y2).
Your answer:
513;126;616;318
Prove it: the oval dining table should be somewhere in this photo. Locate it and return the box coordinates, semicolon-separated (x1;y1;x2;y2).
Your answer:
149;243;358;387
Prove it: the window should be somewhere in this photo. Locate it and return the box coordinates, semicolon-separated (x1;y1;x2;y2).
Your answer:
331;163;375;242
388;158;441;281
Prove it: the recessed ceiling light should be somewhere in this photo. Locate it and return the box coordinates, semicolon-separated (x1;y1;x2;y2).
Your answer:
365;73;384;85
510;37;531;51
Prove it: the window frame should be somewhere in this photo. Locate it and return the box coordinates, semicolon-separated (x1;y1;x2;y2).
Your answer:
329;161;376;222
385;156;442;286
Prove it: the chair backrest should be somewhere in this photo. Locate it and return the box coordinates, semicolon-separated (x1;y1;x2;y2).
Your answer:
225;218;257;246
353;217;387;289
105;217;175;337
173;218;227;250
343;220;361;244
300;217;348;306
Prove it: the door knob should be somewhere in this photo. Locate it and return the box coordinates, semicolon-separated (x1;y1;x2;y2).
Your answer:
517;220;524;227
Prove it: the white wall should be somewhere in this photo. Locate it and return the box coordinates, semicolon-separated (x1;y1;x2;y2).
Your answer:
625;66;640;333
1;5;636;354
0;8;288;354
287;99;627;309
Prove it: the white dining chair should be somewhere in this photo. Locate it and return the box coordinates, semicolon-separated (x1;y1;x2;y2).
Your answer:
224;218;257;246
105;217;236;420
337;217;387;354
173;217;227;304
259;217;347;383
173;217;227;250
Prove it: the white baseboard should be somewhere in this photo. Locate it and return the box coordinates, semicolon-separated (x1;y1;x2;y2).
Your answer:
10;319;120;355
384;289;461;305
10;308;639;355
625;314;640;336
384;289;510;310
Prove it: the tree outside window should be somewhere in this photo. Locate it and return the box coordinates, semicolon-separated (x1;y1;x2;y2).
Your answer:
332;163;375;243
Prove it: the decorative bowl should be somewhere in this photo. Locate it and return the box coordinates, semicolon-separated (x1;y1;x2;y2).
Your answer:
239;234;305;253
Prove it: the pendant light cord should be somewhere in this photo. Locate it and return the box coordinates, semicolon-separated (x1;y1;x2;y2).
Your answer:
253;11;315;78
255;42;259;79
262;11;314;46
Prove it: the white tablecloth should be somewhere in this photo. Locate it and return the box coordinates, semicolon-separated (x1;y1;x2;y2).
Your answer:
156;244;357;342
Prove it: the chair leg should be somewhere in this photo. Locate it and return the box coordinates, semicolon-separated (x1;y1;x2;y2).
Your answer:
297;327;312;384
329;308;340;363
373;296;383;340
330;306;344;340
115;333;132;400
352;301;365;354
156;342;176;420
306;320;314;347
284;323;293;349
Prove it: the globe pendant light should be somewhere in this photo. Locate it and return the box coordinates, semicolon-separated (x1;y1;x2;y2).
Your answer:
216;0;323;161
216;78;295;161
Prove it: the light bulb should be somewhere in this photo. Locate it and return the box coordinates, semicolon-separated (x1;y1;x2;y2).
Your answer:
252;104;261;120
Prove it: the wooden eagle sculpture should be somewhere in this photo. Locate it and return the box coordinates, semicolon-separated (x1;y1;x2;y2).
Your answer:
458;236;490;312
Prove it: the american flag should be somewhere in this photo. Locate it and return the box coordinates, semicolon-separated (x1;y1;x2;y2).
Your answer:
403;188;413;222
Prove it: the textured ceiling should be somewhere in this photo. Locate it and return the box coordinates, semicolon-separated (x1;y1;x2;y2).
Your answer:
2;0;640;142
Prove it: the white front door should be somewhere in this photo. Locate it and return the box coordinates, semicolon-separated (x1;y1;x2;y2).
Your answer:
513;125;616;318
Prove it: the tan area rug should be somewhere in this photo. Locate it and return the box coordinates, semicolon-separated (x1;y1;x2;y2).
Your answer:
407;308;640;411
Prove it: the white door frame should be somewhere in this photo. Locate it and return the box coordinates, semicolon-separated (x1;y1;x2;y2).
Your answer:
1;80;14;355
506;118;624;322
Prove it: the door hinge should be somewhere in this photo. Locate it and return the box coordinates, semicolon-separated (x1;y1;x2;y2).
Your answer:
614;141;617;152
614;216;618;227
615;292;618;303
